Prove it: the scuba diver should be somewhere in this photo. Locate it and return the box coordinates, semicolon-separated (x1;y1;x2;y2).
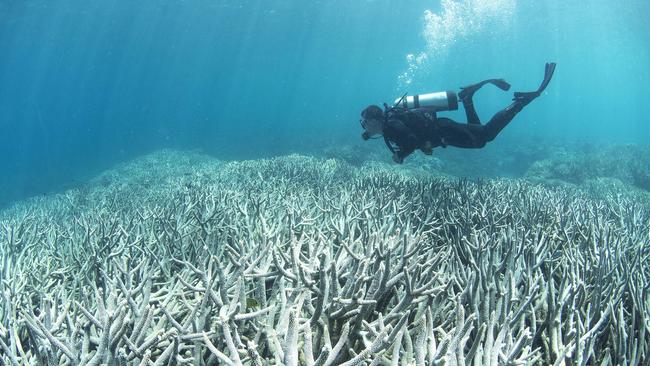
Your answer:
360;62;556;163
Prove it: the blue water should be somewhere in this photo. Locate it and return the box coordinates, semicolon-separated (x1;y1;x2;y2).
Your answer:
0;0;648;206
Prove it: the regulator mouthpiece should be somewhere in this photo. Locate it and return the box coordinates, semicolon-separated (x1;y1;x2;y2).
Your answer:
394;91;458;111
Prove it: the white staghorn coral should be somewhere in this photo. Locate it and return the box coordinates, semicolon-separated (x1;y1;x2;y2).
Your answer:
0;150;648;365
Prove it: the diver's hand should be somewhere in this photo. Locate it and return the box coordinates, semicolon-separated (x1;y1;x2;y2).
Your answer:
421;141;433;155
392;153;404;164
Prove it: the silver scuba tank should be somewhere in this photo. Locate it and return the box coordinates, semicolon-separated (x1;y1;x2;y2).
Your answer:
393;91;458;111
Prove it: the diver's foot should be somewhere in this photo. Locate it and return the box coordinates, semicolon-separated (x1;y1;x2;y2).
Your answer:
513;91;540;107
459;78;511;102
512;62;556;106
490;78;512;91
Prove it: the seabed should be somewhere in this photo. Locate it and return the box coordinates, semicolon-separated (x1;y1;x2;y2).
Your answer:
0;149;649;365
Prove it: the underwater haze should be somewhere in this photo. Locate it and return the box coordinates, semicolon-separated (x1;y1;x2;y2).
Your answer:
2;1;650;365
0;0;649;205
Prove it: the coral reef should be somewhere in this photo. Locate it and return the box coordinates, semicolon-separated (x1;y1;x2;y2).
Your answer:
524;144;650;190
523;144;650;206
323;140;650;205
1;151;649;365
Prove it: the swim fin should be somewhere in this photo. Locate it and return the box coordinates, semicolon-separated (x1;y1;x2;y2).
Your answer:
513;62;556;105
459;78;511;102
491;78;512;91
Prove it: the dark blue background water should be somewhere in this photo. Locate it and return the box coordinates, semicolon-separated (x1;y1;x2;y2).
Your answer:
1;0;648;206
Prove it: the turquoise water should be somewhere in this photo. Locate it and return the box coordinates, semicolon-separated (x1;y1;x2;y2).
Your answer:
1;2;650;364
0;0;648;205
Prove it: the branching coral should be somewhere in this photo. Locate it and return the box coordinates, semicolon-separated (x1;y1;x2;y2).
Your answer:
0;152;648;365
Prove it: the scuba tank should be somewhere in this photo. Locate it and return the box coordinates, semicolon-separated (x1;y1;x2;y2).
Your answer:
393;91;458;111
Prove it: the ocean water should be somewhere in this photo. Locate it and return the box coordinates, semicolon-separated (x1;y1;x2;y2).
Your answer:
0;0;648;206
1;2;650;365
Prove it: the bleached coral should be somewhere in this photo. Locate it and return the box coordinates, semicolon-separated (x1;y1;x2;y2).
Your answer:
0;151;648;365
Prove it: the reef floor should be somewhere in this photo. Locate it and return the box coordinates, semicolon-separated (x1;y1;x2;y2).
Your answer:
1;150;648;365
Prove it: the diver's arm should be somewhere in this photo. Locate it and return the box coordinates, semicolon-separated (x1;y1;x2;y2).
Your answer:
393;142;416;163
384;119;419;163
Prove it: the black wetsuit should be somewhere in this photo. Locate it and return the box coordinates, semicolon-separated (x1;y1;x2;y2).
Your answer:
383;94;526;162
375;63;555;162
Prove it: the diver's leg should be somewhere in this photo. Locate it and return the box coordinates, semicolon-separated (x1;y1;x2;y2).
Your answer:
458;79;511;125
435;118;487;148
461;93;481;125
480;102;522;142
481;63;557;142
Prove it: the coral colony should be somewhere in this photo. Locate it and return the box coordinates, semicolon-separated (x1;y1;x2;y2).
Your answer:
1;152;649;365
